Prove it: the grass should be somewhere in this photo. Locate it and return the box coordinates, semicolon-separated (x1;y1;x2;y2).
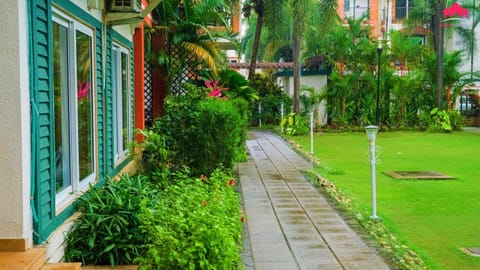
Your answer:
290;130;480;270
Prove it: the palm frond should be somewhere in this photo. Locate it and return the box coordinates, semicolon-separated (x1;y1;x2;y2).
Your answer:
182;41;218;74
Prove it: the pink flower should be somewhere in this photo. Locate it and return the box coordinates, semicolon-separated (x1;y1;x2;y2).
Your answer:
77;80;91;99
205;78;228;98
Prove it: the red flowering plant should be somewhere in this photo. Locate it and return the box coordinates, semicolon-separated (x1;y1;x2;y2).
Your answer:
205;78;228;98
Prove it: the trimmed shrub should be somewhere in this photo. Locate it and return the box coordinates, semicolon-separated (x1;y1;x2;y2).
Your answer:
153;84;248;176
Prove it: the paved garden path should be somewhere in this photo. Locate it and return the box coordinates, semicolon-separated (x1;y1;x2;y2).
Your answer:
238;130;390;270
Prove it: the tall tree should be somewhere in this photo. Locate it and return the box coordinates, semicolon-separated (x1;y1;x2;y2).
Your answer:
405;0;445;109
433;0;445;109
242;0;264;80
242;0;288;80
291;0;311;113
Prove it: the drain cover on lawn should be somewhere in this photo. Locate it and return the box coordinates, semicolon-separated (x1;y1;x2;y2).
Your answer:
460;247;480;257
383;171;454;180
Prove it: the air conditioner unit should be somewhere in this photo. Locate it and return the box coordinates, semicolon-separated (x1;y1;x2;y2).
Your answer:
110;0;142;13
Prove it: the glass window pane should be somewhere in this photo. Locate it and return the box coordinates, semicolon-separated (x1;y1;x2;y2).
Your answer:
112;49;119;154
53;21;71;193
121;52;129;150
76;30;94;180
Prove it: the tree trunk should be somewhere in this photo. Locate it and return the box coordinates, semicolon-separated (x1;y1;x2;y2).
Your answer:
293;34;301;113
471;0;476;79
446;87;451;111
433;0;444;109
248;2;264;81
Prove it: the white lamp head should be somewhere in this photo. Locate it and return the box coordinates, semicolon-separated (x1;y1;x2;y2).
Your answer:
365;125;379;141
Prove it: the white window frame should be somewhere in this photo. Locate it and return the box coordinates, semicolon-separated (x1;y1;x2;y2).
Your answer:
53;8;97;206
112;43;132;163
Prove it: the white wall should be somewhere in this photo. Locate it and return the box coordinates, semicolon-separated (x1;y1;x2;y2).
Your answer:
448;15;480;77
0;0;32;246
277;74;328;125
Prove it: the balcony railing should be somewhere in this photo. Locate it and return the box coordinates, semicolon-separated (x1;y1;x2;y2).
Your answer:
395;6;413;20
344;6;369;20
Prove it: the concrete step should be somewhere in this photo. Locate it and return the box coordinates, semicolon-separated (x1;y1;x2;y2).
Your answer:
0;247;46;270
41;262;82;270
81;266;138;269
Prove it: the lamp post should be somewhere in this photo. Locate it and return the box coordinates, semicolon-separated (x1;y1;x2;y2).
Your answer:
280;102;284;133
258;102;262;128
365;125;379;220
310;109;314;154
376;39;382;126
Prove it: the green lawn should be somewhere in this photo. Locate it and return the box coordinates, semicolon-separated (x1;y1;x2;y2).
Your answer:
291;131;480;270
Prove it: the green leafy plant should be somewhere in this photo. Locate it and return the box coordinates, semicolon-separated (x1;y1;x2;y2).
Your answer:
428;108;452;132
65;174;157;266
248;73;292;125
136;168;244;270
280;112;309;136
218;69;259;102
130;129;170;189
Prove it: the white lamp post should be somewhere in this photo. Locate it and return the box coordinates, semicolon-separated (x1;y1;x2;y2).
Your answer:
365;125;379;219
280;102;284;133
310;109;314;154
258;102;262;128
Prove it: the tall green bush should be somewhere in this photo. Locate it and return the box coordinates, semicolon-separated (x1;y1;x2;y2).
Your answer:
194;98;246;174
154;83;248;176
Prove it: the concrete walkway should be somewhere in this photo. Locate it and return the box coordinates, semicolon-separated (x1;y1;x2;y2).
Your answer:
238;130;390;270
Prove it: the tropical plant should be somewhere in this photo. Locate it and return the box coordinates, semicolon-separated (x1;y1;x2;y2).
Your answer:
248;73;292;125
299;86;323;116
428;107;453;131
130;129;170;189
389;30;424;76
151;0;238;89
280;112;309;135
200;68;259;101
403;0;445;109
65;175;157;266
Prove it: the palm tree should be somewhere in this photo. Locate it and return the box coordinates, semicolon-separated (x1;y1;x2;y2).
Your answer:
443;51;478;111
242;0;287;80
242;0;338;113
291;0;313;113
152;0;236;80
242;0;264;80
404;0;445;109
389;30;423;76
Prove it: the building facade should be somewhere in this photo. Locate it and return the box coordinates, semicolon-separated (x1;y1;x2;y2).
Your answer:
0;0;151;263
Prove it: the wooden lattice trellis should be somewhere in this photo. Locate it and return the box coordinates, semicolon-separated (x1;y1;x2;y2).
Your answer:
169;44;200;95
144;58;153;127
